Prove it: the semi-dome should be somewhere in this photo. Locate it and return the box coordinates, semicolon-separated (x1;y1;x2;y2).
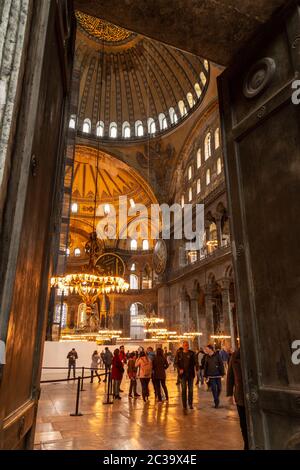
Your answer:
73;11;210;141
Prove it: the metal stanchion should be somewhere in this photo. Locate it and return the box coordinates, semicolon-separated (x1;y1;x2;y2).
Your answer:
90;369;94;384
80;366;86;391
103;370;113;405
70;376;83;416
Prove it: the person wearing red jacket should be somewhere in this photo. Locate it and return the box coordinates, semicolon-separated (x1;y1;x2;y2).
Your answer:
111;349;124;399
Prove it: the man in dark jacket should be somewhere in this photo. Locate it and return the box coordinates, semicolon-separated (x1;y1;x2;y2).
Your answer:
67;348;78;380
227;348;249;450
175;341;196;409
204;344;225;408
103;347;113;382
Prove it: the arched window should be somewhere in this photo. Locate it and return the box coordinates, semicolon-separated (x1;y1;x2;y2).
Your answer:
130;239;137;250
197;178;201;194
206;168;211;185
103;204;110;215
109;122;117;138
142;239;149;250
96;121;104;137
69;115;76;129
181;195;185;208
158;113;167;130
187;92;195;108
197;148;201;168
82;118;91;134
169;107;178;124
200;72;207;86
130;274;139;290
135;120;144;137
122;121;131;138
217;157;222;175
205;132;212;160
71;202;78;213
188;187;193;202
188;165;192;180
74;248;81;257
148;117;156;134
194;83;201;98
55;303;67;327
215;128;220;149
204;60;209;71
131;263;136;271
178;100;187;117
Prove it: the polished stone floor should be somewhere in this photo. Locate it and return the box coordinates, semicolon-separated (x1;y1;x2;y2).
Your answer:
35;370;243;450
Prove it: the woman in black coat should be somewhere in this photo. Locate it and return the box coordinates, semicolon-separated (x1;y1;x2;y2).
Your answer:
152;348;169;402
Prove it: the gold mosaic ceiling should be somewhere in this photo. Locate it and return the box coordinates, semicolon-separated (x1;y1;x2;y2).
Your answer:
75;11;134;43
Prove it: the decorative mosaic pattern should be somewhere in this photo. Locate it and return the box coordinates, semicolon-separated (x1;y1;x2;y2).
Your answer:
75;11;133;43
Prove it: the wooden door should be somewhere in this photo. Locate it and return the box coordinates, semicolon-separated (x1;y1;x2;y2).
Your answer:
0;0;75;449
218;1;300;449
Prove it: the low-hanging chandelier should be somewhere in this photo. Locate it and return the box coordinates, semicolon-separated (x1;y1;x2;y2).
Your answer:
50;273;129;307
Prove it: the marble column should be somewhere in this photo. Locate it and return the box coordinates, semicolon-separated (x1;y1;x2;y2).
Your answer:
204;285;214;344
221;278;236;348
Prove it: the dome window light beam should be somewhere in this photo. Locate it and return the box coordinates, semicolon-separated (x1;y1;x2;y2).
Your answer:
96;121;104;137
130;239;137;251
169;107;178;125
103;204;110;215
83;118;91;134
142;239;149;250
69;115;76;129
74;248;81;257
187;92;195;108
109;122;117;138
71;202;78;213
122;121;131;138
194;83;201;98
178;100;187;117
148;118;156;135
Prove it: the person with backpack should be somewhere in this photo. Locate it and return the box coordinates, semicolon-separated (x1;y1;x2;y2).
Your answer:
152;347;169;402
135;351;152;402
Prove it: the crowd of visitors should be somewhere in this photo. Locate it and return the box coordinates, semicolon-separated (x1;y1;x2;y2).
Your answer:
66;342;248;450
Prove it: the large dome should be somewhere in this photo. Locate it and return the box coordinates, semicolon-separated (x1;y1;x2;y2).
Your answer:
73;11;210;141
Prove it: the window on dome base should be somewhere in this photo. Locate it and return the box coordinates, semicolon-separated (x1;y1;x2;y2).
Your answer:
83;118;91;134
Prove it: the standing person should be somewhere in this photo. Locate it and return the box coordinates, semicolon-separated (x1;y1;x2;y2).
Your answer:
152;347;169;403
127;352;140;398
103;347;113;382
204;344;225;408
90;350;101;383
67;348;78;380
195;348;205;386
146;346;156;398
227;348;249;450
111;348;124;400
119;345;127;392
175;341;196;410
175;347;183;385
219;346;229;374
135;351;152;402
